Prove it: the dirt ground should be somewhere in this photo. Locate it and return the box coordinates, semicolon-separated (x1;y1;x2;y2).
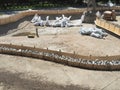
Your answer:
0;21;120;56
0;54;120;90
0;15;120;90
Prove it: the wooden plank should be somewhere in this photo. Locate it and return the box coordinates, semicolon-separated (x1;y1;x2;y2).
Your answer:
100;20;105;28
109;23;115;32
114;26;120;35
104;22;110;30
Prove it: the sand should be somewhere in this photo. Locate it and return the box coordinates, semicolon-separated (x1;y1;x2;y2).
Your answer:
0;15;120;90
0;20;120;56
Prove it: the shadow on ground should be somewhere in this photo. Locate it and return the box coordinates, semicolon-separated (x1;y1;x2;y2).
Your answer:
0;16;33;36
0;70;91;90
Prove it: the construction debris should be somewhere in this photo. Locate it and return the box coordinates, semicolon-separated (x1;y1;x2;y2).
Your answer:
31;14;85;27
80;27;108;39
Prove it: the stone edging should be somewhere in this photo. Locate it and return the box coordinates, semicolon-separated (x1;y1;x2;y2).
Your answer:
0;44;120;71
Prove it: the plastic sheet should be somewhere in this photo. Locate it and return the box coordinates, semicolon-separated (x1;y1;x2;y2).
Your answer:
31;13;86;27
80;27;108;39
31;14;39;23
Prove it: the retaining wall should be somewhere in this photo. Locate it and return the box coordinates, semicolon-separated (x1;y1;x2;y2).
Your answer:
0;9;85;25
95;18;120;36
0;6;120;25
0;44;120;71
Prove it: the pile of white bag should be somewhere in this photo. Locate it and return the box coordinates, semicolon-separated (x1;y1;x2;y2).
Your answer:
80;27;108;39
31;14;50;26
31;13;85;27
31;14;72;27
52;15;72;27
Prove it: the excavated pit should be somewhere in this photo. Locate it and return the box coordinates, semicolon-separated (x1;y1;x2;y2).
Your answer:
0;13;120;57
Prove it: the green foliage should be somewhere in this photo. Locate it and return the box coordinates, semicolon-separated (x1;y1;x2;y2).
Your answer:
0;0;119;10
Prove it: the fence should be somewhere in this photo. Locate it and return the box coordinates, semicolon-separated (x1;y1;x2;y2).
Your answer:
95;18;120;36
0;44;120;71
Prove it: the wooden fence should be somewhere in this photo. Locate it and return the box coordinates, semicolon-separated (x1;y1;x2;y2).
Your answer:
0;44;120;71
95;18;120;36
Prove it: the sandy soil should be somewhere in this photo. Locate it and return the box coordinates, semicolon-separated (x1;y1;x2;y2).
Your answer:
0;54;120;90
0;16;120;90
0;21;120;56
